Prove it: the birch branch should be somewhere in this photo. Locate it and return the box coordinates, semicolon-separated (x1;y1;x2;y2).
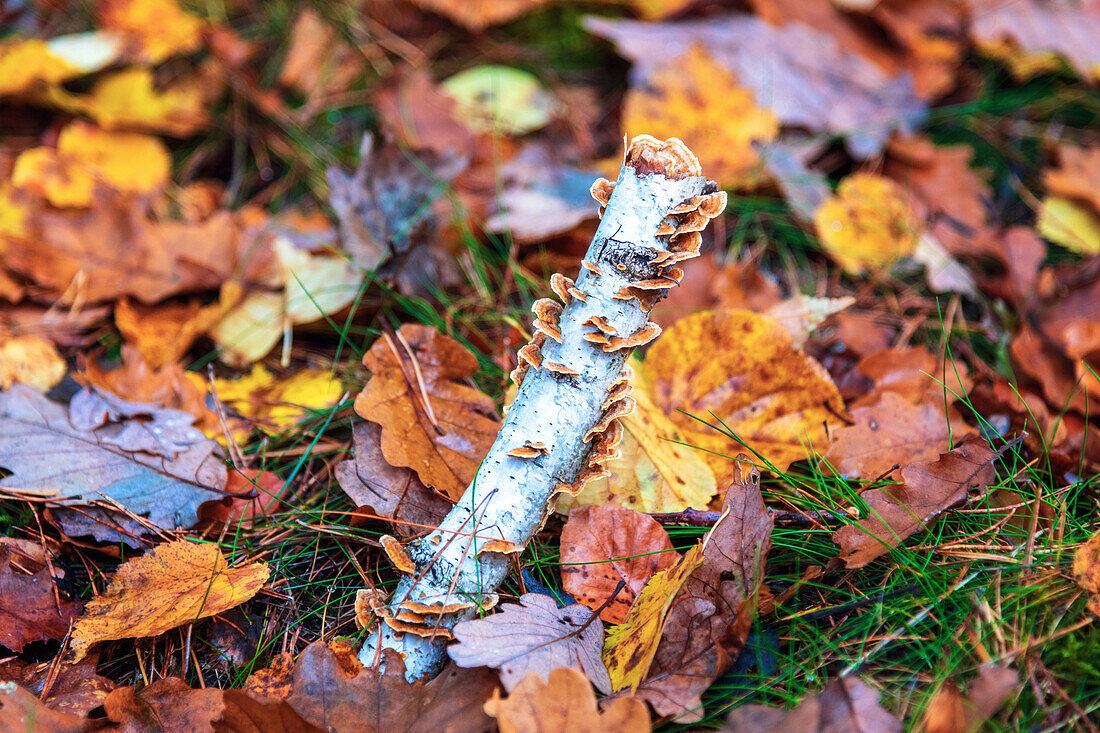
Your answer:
356;135;725;681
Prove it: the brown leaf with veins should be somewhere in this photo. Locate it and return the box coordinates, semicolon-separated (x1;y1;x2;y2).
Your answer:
354;324;500;501
484;667;650;733
104;677;224;732
449;593;612;693
833;435;998;568
70;541;269;661
1074;528;1100;616
0;546;81;652
724;676;901;732
559;505;677;624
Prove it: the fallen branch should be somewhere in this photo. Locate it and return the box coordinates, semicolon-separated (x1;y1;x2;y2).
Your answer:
356;135;725;681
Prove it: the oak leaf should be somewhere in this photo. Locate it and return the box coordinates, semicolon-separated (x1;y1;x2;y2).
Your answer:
354;324;500;501
450;593;612;693
622;45;778;187
335;421;452;537
833;435;998;567
0;546;81;652
642;309;844;478
484;667;650;733
724;677;901;732
814;173;921;273
0;335;66;392
559;505;677;624
70;540;269;661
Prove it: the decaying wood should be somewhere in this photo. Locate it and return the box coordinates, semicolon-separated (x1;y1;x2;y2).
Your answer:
357;135;726;680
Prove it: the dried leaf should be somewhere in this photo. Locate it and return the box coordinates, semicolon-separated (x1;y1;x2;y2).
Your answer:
1037;196;1100;256
104;677;224;732
563;366;716;513
96;0;205;63
654;256;783;330
406;0;549;30
922;665;1019;733
588;13;924;159
211;364;343;436
18;655;116;718
559;505;677;624
0;682;98;733
197;469;285;527
114;297;221;369
1044;145;1100;215
354;324;499;501
0;33;122;97
0;546;81;652
642;310;844;477
279;9;360;100
763;294;855;348
443;65;556;136
450;593;611;693
335;421;452;537
970;0;1100;80
833;435;998;567
815;173;921;273
373;69;473;156
724;677;901;732
622;45;778;187
603;542;704;692
70;540;269;661
0;335;66;392
1074;528;1100;616
484;667;650;733
0;385;226;535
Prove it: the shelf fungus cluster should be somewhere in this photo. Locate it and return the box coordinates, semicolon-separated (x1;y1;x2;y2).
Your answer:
356;135;726;681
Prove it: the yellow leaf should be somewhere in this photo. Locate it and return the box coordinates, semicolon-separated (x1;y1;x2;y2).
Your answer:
115;297;224;369
97;0;204;63
562;364;716;513
442;65;556;136
43;67;209;137
1037;196;1100;256
212;364;342;435
814;172;921;273
0;335;66;392
641;310;844;477
12;122;171;207
623;45;778;188
0;185;28;239
70;541;268;661
0;33;122;97
603;542;704;692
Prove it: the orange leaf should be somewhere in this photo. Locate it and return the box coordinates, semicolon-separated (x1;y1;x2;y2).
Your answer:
70;540;268;661
96;0;205;63
1074;529;1100;616
0;334;66;392
404;0;549;31
484;667;650;733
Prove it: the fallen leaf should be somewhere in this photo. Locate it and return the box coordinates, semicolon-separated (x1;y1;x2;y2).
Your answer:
854;345;971;408
0;682;98;733
724;676;901;732
211;364;343;436
70;540;269;661
450;593;612;693
563;366;716;513
559;505;677;624
654;255;783;329
642;310;844;477
603;542;704;692
621;44;778;187
970;0;1100;81
484;667;650;733
0;546;81;652
0;33;122;97
335;421;452;537
197;468;285;527
96;0;205;63
833;435;998;567
1009;323;1090;416
14;654;116;718
104;677;223;731
1074;528;1100;616
922;665;1019;733
443;65;556;136
354;324;500;501
278;9;361;102
824;392;954;480
0;335;66;392
815;172;921;273
406;0;549;30
588;13;925;159
372;68;474;156
763;294;855;348
114;297;221;369
1037;196;1100;256
913;234;978;295
1044;144;1100;215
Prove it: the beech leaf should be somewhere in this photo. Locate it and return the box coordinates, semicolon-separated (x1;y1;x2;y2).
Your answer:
449;593;612;694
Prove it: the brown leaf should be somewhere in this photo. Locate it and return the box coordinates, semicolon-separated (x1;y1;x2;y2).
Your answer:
278;9;360;101
70;540;269;661
833;435;998;568
104;677;224;732
854;346;971;408
373;68;474;156
1074;528;1100;616
450;593;612;693
335;421;452;536
559;505;677;624
0;545;81;652
405;0;548;31
484;667;650;733
276;641;498;733
630;461;773;721
922;665;1019;733
653;256;783;331
354;324;500;501
1009;323;1090;416
0;683;100;733
14;655;115;718
724;676;901;732
114;297;221;369
197;468;285;527
1044;145;1100;215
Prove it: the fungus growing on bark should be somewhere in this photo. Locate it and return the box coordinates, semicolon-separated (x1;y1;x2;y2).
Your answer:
380;535;415;574
355;134;724;680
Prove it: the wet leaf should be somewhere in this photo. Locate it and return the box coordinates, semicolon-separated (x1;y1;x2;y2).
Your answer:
833;435;998;567
814;173;921;273
0;335;66;392
354;324;499;501
0;546;81;652
450;593;611;693
0;384;227;536
622;45;778;187
642;310;844;477
724;676;901;732
483;667;650;733
559;505;677;624
70;540;269;661
335;421;452;537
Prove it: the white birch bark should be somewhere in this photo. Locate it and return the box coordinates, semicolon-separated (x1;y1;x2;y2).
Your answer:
357;136;725;681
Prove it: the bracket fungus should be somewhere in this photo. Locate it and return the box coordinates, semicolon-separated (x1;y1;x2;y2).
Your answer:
356;134;726;681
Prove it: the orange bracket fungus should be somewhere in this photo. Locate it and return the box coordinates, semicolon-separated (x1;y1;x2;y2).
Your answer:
357;135;726;680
